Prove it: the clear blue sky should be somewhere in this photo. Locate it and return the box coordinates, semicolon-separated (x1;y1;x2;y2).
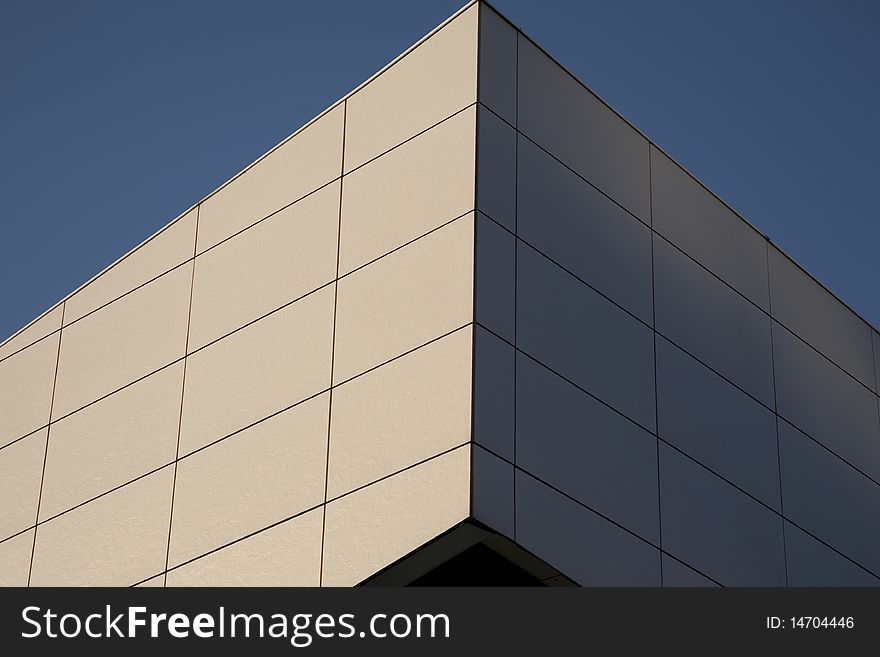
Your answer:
2;0;878;342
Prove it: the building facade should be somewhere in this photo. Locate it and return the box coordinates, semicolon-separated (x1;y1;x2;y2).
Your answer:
1;1;879;587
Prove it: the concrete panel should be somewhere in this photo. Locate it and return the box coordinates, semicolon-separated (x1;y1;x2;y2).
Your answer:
472;326;515;461
656;337;780;511
661;555;718;587
517;243;655;430
322;445;470;586
0;305;62;362
40;363;183;520
518;36;650;221
0;530;35;587
328;328;471;499
517;354;659;542
778;419;880;575
654;234;774;406
785;521;879;586
340;107;475;275
53;264;191;420
0;333;59;447
30;466;174;586
768;244;875;389
189;182;339;351
169;393;329;568
197;105;344;253
516;471;661;586
180;286;334;457
659;444;786;586
651;147;769;310
472;445;514;539
167;508;323;586
334;214;473;384
65;208;197;324
475;212;515;343
0;428;46;540
478;3;517;125
344;3;477;172
518;135;652;323
476;107;516;231
773;322;880;481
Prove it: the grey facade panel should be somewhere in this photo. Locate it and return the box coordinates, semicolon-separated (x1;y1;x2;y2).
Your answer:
784;521;880;587
655;336;781;511
873;330;880;393
772;321;880;482
650;147;770;312
471;445;515;540
778;419;880;576
653;234;774;407
475;212;515;343
517;135;653;324
515;471;661;586
476;107;516;232
516;353;660;542
659;444;787;586
516;242;656;431
516;35;650;223
472;326;515;462
478;3;517;126
768;244;875;390
661;555;719;587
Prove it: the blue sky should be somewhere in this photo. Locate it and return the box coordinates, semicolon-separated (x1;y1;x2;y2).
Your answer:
2;0;878;341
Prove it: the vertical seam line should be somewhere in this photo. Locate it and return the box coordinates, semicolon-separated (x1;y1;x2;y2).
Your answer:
512;26;519;542
27;301;65;587
766;240;789;586
162;203;200;586
319;99;346;587
649;145;663;586
470;4;481;522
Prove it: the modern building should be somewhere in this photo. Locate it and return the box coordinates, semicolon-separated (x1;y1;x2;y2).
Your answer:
1;1;879;587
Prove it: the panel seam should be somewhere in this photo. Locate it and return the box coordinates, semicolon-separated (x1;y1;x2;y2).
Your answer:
649;144;663;586
26;300;65;587
162;203;200;586
319;98;347;587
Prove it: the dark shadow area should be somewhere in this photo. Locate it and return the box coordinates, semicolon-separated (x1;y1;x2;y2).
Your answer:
358;520;577;586
408;542;545;586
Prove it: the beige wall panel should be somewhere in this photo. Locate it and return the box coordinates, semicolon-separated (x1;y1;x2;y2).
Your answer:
322;445;470;586
0;428;47;540
197;105;344;254
0;530;35;586
339;107;475;275
40;362;184;521
0;305;63;362
30;466;173;586
0;332;59;447
52;263;192;421
169;393;328;568
343;4;478;173
168;508;322;586
179;286;334;457
328;327;472;499
134;575;165;587
189;182;340;351
333;214;474;384
65;209;197;325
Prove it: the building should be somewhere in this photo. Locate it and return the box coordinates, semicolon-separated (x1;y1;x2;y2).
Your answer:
1;1;879;587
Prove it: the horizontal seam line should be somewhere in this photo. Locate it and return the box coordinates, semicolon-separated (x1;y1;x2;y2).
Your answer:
1;213;476;448
473;439;879;584
5;324;474;538
476;317;880;525
149;441;472;581
479;101;879;399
